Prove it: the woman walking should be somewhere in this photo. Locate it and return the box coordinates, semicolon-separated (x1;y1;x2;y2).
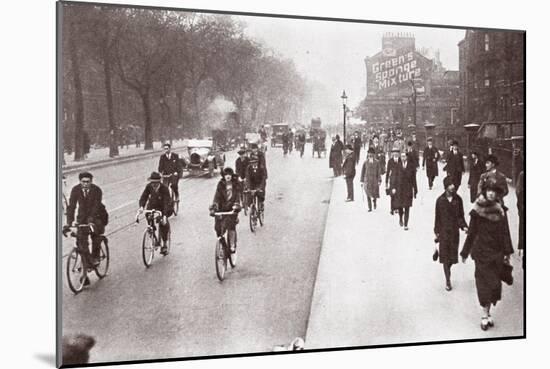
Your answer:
434;176;468;291
460;181;514;330
360;147;382;212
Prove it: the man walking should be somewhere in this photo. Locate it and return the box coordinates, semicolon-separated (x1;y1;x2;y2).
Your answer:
443;140;465;191
329;135;344;177
422;137;440;190
393;151;418;230
360;147;382;211
386;148;401;215
371;135;386;175
342;144;356;202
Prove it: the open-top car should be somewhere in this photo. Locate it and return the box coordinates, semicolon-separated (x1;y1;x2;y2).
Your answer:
184;139;225;177
271;123;289;147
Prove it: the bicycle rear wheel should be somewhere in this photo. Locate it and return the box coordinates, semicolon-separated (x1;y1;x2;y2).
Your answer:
66;248;85;294
94;237;110;278
215;238;227;281
228;230;237;268
142;230;155;267
249;205;257;233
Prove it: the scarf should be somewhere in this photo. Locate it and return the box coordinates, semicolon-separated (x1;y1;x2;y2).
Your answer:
472;195;505;222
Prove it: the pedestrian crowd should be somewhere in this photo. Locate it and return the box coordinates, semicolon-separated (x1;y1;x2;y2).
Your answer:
329;129;525;331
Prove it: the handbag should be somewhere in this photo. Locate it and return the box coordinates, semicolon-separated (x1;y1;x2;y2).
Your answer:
500;260;514;286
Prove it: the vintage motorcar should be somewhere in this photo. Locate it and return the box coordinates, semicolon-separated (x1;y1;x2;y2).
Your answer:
271;123;289;147
183;139;225;177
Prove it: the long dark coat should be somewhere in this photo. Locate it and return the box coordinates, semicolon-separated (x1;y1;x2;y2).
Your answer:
371;144;386;174
393;160;418;208
422;146;440;178
460;200;514;306
342;152;356;178
329;140;344;169
386;158;402;210
434;193;467;264
467;159;484;203
443;151;465;187
360;159;382;198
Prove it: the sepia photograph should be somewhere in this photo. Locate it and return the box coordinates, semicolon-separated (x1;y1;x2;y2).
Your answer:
56;0;525;366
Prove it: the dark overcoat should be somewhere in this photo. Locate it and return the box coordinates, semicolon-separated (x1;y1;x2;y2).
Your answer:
139;183;173;217
434;193;467;264
393;160;418;208
329;140;344;169
468;159;484;202
371;144;386;174
443;151;465;187
158;153;181;176
386;158;402;211
67;183;103;227
360;159;381;198
342;152;356;178
460;200;514;306
422;146;440;178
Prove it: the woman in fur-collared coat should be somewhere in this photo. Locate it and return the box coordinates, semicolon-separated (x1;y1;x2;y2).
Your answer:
460;181;514;331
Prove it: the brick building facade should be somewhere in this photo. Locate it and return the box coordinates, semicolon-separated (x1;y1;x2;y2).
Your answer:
359;33;462;147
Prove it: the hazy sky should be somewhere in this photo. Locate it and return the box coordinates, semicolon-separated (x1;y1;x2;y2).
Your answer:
239;15;465;119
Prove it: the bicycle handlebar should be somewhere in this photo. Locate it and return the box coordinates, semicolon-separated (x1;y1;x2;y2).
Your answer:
62;223;95;238
135;209;163;223
214;211;237;216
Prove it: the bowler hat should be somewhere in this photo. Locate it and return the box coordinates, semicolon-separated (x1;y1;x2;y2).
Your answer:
249;142;258;149
148;172;161;182
426;137;433;142
367;147;375;154
451;140;459;146
237;147;246;154
79;172;93;180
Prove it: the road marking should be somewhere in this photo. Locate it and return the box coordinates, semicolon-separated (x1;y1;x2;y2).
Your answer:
109;199;136;213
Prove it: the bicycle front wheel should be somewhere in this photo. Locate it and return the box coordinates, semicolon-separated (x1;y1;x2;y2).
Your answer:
66;248;85;294
142;230;155;267
94;237;110;278
215;238;227;281
249;205;257;233
228;230;237;268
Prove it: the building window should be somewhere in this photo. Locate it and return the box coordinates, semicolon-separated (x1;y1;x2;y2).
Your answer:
484;70;490;87
484;34;490;51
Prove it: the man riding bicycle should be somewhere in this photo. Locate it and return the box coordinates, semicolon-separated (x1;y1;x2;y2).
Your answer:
63;172;107;284
138;172;172;255
210;168;242;252
245;154;267;211
158;142;181;201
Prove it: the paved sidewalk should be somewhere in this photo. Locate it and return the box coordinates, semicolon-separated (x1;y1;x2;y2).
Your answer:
62;139;188;172
305;156;524;349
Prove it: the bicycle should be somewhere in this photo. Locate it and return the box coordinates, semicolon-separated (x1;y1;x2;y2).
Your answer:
136;209;171;267
162;173;179;216
244;189;264;233
214;210;238;281
63;224;109;294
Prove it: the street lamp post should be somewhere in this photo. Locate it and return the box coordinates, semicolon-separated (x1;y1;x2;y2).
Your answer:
341;90;348;144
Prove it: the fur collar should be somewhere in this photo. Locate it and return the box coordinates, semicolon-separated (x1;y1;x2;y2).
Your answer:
472;195;505;221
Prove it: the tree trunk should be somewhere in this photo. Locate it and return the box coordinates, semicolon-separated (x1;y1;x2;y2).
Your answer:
141;91;154;150
192;89;201;137
68;24;85;161
103;50;119;157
